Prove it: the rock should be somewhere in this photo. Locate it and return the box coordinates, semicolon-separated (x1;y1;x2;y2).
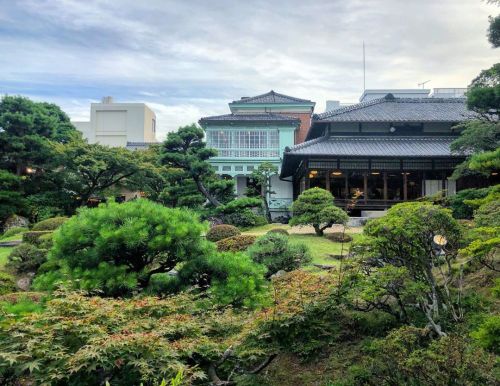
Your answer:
16;277;31;291
270;270;287;279
3;215;29;232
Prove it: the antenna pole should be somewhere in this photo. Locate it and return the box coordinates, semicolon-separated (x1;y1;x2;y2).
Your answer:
363;41;366;91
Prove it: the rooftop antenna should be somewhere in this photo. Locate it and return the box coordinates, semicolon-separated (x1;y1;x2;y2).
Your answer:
363;41;366;91
418;80;431;89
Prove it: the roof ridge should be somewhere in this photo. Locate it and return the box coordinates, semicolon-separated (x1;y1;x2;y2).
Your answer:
289;135;328;151
230;90;313;104
315;97;387;119
315;96;468;120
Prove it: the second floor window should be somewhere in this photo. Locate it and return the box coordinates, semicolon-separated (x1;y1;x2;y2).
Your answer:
207;129;279;150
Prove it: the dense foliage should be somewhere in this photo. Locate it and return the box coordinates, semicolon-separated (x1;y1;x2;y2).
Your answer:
248;233;311;277
206;224;241;242
290;188;349;236
216;235;257;252
34;200;209;295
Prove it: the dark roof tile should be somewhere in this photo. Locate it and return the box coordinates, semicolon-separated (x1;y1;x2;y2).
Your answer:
230;90;313;105
314;96;474;122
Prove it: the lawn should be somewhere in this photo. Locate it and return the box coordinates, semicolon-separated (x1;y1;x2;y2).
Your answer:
0;247;13;269
243;224;362;268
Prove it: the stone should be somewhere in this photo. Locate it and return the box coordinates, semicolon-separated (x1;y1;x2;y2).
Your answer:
3;215;29;232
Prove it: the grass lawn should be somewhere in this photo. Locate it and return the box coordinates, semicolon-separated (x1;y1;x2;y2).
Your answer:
0;247;13;269
243;224;362;268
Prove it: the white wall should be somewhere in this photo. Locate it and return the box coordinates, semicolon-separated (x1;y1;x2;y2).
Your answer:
73;102;157;147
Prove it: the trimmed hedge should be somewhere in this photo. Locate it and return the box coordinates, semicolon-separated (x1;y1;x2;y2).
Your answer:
267;228;290;236
326;232;353;243
8;243;48;273
206;224;240;242
22;231;53;245
32;216;68;231
216;235;257;252
1;226;27;239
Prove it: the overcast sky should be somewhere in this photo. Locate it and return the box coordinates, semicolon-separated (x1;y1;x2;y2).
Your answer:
0;0;498;139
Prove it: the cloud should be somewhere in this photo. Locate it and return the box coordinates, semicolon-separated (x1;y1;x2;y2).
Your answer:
0;0;498;133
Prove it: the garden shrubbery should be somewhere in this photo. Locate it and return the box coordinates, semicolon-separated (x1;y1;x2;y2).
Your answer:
475;199;500;227
7;243;48;273
290;188;349;236
34;200;210;296
216;234;256;252
31;216;68;231
326;231;352;242
248;233;311;277
0;226;27;239
266;228;289;236
215;197;268;228
206;224;240;242
22;231;53;245
0;272;16;295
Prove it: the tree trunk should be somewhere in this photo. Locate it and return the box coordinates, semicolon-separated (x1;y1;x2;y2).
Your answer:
194;176;221;207
262;197;272;223
313;225;324;236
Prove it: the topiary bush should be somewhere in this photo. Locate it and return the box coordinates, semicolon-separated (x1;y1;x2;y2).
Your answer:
446;187;495;219
216;235;257;252
0;272;16;295
32;216;68;231
266;228;289;236
22;231;53;245
223;210;267;229
290;188;349;236
206;224;241;242
33;200;210;297
248;233;311;277
326;232;353;243
7;243;48;273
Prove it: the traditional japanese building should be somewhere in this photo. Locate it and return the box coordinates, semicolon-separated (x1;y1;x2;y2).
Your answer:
199;91;315;214
280;94;491;214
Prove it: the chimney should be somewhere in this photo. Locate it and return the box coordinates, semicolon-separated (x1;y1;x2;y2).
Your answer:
325;100;340;112
101;96;114;104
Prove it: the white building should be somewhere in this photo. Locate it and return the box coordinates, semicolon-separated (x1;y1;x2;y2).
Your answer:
72;97;158;148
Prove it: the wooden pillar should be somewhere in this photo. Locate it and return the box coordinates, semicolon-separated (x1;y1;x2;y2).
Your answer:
441;172;447;193
326;170;331;191
363;173;368;204
383;172;388;202
403;173;408;201
305;172;310;190
422;171;426;196
344;173;349;199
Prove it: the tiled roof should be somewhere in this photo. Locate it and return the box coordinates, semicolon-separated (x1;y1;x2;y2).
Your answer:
287;136;460;157
199;113;300;123
126;142;158;150
230;90;313;105
314;95;474;122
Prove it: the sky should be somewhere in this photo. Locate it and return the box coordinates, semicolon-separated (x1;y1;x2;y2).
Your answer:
0;0;498;139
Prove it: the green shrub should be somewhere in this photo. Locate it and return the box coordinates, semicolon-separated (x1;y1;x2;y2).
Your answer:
146;273;179;295
34;200;210;297
266;228;289;236
216;235;257;252
326;232;353;243
206;224;240;242
0;295;45;319
177;252;268;307
7;243;48;273
224;210;267;228
0;226;27;239
216;197;262;214
290;188;349;236
22;231;53;245
472;315;500;354
215;197;268;228
32;216;68;231
37;232;54;249
0;272;16;295
248;233;311;277
475;200;500;227
446;187;493;219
